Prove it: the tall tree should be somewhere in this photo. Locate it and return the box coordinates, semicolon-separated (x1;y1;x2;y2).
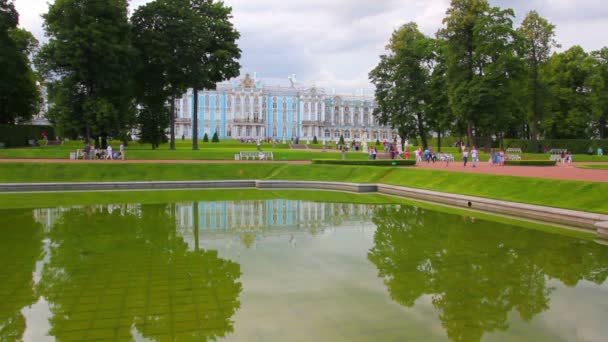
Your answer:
589;47;608;138
0;0;40;124
542;46;594;139
132;0;190;150
36;0;135;145
518;11;558;151
184;0;241;150
369;22;434;149
440;0;524;149
426;40;454;151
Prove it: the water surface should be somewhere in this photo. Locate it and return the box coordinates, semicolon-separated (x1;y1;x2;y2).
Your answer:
2;199;607;341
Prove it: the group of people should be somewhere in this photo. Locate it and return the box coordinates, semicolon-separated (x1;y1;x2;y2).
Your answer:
559;150;574;165
82;143;126;160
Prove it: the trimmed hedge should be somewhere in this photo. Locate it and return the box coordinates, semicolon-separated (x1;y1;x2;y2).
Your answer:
505;160;557;166
503;139;608;154
0;124;55;147
312;159;416;166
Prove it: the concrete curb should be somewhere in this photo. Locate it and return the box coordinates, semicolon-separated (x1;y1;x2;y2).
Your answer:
1;180;607;239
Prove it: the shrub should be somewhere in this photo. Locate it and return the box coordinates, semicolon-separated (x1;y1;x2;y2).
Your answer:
504;160;557;166
312;159;416;166
312;136;318;144
0;124;55;147
212;132;220;143
338;135;345;146
202;133;209;142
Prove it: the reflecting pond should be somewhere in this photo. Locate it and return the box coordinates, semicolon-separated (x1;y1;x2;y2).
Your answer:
2;199;607;341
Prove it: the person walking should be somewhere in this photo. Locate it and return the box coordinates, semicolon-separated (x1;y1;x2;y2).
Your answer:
106;144;113;160
119;143;126;160
471;146;478;168
462;148;469;166
416;148;422;163
372;147;377;160
341;146;347;160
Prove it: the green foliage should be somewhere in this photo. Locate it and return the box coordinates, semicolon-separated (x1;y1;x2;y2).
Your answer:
518;11;558;151
0;0;40;124
541;46;594;139
503;138;608;154
589;47;608;138
440;0;525;148
137;104;169;149
504;160;556;166
203;133;209;142
312;136;318;144
37;0;136;141
0;124;54;147
369;22;435;149
312;159;416;166
338;135;345;146
212;132;220;143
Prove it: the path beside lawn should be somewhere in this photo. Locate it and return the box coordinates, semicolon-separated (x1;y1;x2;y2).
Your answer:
0;158;607;182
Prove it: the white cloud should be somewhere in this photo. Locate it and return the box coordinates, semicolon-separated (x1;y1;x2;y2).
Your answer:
13;0;608;90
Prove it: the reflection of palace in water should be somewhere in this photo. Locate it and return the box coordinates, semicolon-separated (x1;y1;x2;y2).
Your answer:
33;200;383;249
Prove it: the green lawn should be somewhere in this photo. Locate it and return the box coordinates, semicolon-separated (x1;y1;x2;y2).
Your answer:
577;164;608;170
1;162;607;214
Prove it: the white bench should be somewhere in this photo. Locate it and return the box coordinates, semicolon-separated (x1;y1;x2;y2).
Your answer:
438;153;454;162
549;155;562;161
506;154;521;161
506;148;522;154
239;151;274;161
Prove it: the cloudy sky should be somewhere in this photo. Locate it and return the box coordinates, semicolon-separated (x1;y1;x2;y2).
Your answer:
14;0;608;92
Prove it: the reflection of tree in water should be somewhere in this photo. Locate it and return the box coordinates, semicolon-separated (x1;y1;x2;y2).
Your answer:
368;205;608;342
38;204;242;341
0;210;44;341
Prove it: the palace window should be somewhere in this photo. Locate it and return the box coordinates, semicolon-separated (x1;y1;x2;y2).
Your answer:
324;129;330;138
345;130;351;139
334;131;340;138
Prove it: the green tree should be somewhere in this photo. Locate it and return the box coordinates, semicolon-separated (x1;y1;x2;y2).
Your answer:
518;11;559;151
338;134;345;146
212;131;220;142
312;135;318;144
426;40;454;151
542;46;594;138
203;132;209;142
589;47;608;138
0;0;40;124
36;0;136;145
370;23;434;149
440;0;524;148
184;0;241;150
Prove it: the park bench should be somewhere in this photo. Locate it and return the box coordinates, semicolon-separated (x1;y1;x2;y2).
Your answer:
438;153;455;162
548;148;567;154
506;147;522;154
237;151;274;161
506;154;521;161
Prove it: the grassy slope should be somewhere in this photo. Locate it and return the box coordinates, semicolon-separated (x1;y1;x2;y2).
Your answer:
0;162;607;214
578;164;608;170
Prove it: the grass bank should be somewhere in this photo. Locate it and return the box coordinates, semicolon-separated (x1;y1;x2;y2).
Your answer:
578;164;608;170
1;162;607;214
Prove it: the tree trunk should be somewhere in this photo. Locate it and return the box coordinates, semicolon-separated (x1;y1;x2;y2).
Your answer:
85;124;92;144
467;121;475;147
170;94;176;150
437;130;442;152
192;89;199;150
416;112;428;150
101;135;107;149
599;117;607;139
531;64;540;153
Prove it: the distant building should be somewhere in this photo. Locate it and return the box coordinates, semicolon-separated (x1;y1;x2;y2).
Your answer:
175;73;396;142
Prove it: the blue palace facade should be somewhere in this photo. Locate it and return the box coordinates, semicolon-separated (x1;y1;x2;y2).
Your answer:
175;73;397;142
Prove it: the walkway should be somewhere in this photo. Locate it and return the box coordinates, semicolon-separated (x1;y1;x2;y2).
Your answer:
0;159;606;182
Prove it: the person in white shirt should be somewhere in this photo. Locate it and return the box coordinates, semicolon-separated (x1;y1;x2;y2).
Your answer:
119;143;125;160
471;146;478;167
106;145;113;160
462;148;469;166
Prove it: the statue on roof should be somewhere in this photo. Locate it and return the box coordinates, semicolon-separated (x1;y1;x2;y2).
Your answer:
241;73;255;88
